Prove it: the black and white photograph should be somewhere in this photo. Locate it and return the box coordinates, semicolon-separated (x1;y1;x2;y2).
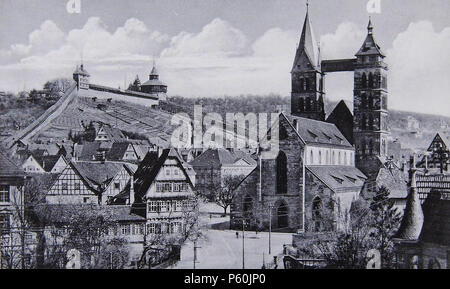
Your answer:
0;0;449;274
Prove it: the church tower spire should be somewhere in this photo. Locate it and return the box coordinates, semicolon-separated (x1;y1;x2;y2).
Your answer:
291;1;325;121
353;18;389;176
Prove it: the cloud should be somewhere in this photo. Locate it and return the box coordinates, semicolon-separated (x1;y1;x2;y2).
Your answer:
0;17;170;92
387;21;450;116
320;22;365;59
1;17;449;117
161;18;249;58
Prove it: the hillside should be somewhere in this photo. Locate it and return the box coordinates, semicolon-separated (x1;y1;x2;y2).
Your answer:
2;94;449;152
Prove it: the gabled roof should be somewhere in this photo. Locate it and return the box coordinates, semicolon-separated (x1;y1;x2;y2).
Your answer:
71;161;124;189
284;113;353;148
427;132;450;152
189;148;256;168
97;125;126;141
76;142;101;161
106;142;134;161
355;19;385;57
34;155;63;172
306;166;366;193
0;151;24;177
292;8;319;71
419;194;450;246
375;166;408;199
134;149;194;199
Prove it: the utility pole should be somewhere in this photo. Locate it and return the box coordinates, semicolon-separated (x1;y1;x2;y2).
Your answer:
193;240;201;269
268;205;272;255
242;219;245;269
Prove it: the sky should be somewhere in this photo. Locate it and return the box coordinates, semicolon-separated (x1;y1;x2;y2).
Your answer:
0;0;449;116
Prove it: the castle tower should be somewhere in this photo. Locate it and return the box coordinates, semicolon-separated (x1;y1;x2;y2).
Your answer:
353;19;389;175
141;60;168;96
291;3;325;121
73;63;90;90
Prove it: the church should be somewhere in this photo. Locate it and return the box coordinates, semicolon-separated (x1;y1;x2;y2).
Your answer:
230;5;400;233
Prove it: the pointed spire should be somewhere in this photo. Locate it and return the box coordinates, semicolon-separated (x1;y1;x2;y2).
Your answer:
367;17;373;34
292;1;319;71
395;155;424;241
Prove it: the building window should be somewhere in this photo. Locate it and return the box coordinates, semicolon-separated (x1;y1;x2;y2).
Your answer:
121;224;131;235
0;213;10;233
319;151;322;165
74;183;80;190
114;183;120;190
83;197;89;203
0;185;10;202
166;169;171;176
368;114;374;130
361;73;367;88
276;151;287;194
368;73;374;88
312;197;322;232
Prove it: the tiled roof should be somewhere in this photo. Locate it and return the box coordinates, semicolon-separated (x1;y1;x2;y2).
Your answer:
189;148;256;168
292;9;319;71
134;149;193;199
419;194;450;246
76;142;101;161
72;161;124;188
375;166;408;199
306;165;366;193
355;20;385;57
284;113;353;148
41;204;145;223
106;142;131;161
35;155;62;172
141;79;167;86
0;151;25;177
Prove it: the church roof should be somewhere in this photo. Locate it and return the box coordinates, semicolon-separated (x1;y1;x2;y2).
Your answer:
306;165;366;193
355;19;385;57
189;148;256;169
292;8;320;71
284;113;353;148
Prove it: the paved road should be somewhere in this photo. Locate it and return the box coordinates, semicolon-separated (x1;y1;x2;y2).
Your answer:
171;228;291;269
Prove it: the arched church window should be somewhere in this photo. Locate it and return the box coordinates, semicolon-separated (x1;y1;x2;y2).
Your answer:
310;150;314;164
300;78;304;92
362;115;367;130
361;140;366;155
368;140;373;155
312;197;323;232
368;95;373;109
319;151;322;165
338;152;342;165
361;73;367;88
368;114;374;130
368;73;374;88
243;196;253;218
305;78;310;91
299;99;304;112
306;98;311;111
276;151;287;194
361;94;367;108
326;150;329;165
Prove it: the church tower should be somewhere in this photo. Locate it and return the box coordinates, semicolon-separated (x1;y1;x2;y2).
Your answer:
291;3;325;121
73;63;90;90
353;19;389;175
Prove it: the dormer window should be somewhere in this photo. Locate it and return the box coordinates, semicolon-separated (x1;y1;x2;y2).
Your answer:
331;175;344;184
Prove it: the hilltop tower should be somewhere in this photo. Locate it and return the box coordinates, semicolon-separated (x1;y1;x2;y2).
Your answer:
73;63;90;90
353;19;389;175
291;3;325;121
141;60;168;98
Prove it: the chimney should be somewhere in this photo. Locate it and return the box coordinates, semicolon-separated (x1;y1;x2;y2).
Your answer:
129;175;135;205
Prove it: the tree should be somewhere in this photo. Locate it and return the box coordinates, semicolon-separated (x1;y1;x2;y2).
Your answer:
212;176;242;215
299;186;402;269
